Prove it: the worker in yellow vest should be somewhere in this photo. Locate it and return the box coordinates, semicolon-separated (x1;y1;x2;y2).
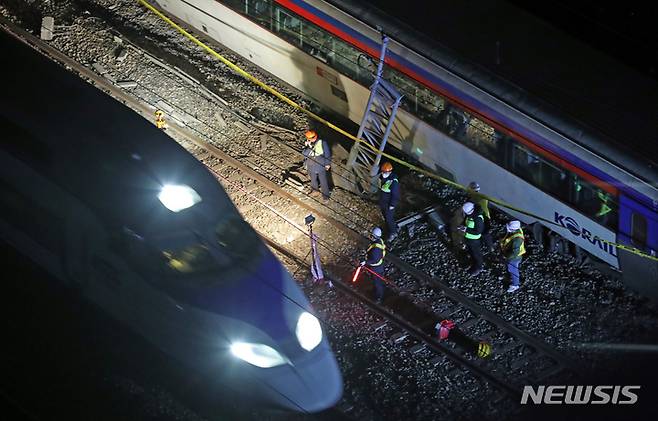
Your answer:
458;202;485;276
360;227;387;303
500;220;526;293
378;162;400;241
302;130;331;201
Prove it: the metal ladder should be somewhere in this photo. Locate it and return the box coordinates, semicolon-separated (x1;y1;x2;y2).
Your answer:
345;35;403;195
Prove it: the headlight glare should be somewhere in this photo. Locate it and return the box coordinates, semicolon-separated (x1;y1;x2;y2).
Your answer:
296;312;322;351
158;184;201;212
230;342;288;368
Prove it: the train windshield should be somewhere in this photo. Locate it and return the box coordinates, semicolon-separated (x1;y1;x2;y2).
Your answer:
214;215;260;262
149;216;261;278
162;243;216;274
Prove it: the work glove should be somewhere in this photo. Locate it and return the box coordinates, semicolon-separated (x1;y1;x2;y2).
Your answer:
359;261;366;267
389;206;395;210
325;165;331;171
457;225;466;232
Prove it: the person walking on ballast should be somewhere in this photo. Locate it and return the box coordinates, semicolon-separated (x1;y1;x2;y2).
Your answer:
378;162;400;242
302;130;331;201
360;227;387;303
500;220;525;293
459;202;485;276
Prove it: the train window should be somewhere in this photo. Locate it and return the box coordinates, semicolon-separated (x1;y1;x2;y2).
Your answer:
631;213;647;248
462;116;505;165
511;144;541;186
333;38;369;85
275;9;302;47
509;144;572;202
540;161;570;202
245;0;271;29
571;178;618;230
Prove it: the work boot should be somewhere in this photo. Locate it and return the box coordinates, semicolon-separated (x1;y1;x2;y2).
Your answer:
309;190;321;198
322;195;330;202
506;285;520;293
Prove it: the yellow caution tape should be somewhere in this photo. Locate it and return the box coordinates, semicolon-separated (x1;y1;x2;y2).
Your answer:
137;0;658;263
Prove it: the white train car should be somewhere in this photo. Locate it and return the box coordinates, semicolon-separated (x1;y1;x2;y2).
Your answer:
155;0;658;296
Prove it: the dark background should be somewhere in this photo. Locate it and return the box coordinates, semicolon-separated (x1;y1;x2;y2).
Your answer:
368;0;658;82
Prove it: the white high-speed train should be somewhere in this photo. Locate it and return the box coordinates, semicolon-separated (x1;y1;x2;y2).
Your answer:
0;26;342;413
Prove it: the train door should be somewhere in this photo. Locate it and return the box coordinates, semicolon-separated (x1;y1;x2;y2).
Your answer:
617;194;658;297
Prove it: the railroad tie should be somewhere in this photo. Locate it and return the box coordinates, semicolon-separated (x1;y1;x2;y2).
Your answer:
509;351;538;370
429;356;444;366
457;317;482;332
534;363;565;383
408;343;426;354
373;321;389;332
389;331;409;344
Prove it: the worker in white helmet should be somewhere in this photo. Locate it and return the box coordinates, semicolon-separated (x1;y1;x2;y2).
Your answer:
360;227;387;303
458;201;485;276
500;220;525;293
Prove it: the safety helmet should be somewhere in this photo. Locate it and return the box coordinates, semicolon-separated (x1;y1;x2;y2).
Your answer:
372;227;382;238
468;181;480;192
381;162;393;173
155;110;164;117
506;220;521;232
305;130;318;141
462;202;475;215
435;319;455;340
477;341;492;358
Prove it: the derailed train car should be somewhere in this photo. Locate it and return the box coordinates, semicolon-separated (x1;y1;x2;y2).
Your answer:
155;0;658;297
0;28;342;413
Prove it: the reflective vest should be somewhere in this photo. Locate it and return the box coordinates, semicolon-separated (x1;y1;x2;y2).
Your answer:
380;177;398;193
501;229;526;257
464;214;483;240
367;239;386;266
309;139;324;157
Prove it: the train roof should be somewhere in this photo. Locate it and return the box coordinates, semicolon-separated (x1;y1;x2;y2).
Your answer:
327;0;658;187
0;30;226;234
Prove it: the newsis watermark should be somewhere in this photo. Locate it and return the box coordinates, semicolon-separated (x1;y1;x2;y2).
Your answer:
521;385;640;405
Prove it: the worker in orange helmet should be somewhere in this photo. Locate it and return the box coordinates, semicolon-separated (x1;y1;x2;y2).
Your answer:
302;130;332;201
378;161;400;241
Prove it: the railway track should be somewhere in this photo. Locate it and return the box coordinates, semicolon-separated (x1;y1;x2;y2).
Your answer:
1;8;584;419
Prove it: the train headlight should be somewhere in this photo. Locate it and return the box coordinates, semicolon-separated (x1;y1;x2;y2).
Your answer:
296;312;322;351
158;184;201;212
230;342;288;368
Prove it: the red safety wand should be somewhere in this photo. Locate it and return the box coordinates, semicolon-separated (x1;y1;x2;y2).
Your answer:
351;265;363;283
